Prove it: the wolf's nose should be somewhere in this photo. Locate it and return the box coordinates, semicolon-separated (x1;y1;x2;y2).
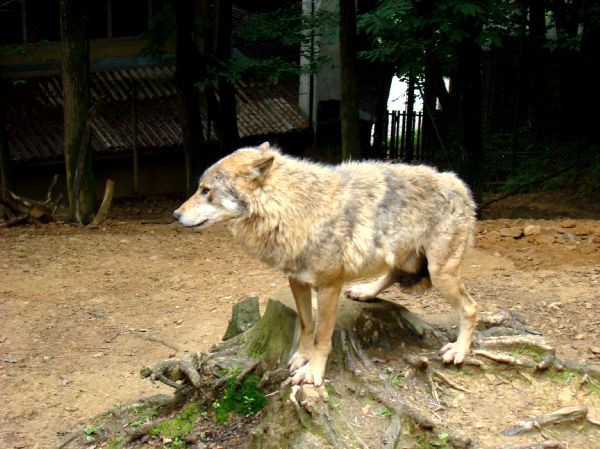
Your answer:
172;210;181;220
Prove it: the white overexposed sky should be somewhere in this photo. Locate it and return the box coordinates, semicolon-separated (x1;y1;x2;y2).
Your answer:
387;76;423;111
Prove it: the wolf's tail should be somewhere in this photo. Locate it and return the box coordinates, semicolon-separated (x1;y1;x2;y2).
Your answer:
395;255;432;294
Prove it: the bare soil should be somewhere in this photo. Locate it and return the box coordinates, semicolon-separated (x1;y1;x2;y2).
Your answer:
0;195;599;448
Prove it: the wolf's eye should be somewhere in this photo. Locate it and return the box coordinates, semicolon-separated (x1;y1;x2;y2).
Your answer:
200;187;211;197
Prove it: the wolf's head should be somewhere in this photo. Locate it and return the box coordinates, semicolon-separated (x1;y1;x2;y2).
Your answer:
173;142;275;229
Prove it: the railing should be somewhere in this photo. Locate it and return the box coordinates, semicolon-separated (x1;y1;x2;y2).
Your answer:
382;110;427;162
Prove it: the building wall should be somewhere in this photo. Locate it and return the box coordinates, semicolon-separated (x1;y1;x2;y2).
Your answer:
10;151;187;201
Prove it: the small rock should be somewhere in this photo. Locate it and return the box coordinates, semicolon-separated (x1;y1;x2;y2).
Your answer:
590;346;600;355
499;227;523;238
93;352;104;358
562;233;580;242
575;333;585;340
585;303;593;310
560;219;576;228
42;355;51;362
523;224;541;236
1;355;22;363
532;234;556;245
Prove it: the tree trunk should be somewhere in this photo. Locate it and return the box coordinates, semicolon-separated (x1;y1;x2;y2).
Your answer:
174;0;205;196
215;0;239;154
580;0;600;149
371;63;394;160
60;0;96;224
456;17;483;209
0;75;10;197
405;71;416;162
58;289;600;448
339;0;361;161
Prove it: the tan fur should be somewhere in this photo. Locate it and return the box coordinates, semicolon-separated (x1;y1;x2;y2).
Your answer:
174;142;478;386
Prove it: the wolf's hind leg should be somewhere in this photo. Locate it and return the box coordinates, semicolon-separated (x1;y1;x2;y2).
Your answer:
344;271;396;302
427;230;478;364
288;277;314;372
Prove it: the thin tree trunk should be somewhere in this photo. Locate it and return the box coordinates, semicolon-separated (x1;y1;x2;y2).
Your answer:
339;0;361;161
60;0;96;225
216;0;239;154
372;63;394;160
0;73;10;197
457;16;483;209
174;0;205;196
580;0;600;148
405;71;416;162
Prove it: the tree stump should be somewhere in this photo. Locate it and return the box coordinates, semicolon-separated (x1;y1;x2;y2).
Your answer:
57;292;600;449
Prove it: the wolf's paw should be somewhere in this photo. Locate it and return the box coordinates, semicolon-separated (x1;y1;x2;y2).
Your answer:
291;360;325;387
344;284;378;302
288;351;310;372
439;341;469;364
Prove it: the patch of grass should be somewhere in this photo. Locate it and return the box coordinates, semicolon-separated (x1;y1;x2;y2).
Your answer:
548;368;581;385
82;423;103;442
106;438;123;449
509;345;545;363
150;402;202;443
388;371;403;386
587;377;600;396
212;374;266;423
415;432;450;449
374;406;395;417
130;406;159;428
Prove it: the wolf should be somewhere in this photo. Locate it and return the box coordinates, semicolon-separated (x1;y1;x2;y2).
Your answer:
173;142;478;387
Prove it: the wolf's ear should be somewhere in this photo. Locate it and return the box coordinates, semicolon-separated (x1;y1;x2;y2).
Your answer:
249;155;274;181
257;141;270;151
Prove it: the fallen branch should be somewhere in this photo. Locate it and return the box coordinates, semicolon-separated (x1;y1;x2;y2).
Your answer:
480;163;579;209
495;442;566;449
90;179;114;226
502;404;588;436
433;370;473;394
0;175;61;227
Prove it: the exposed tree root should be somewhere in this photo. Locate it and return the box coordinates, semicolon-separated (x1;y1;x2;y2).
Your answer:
502;405;588;436
57;296;600;448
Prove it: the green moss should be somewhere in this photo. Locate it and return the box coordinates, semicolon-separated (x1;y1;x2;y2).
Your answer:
150;402;201;442
106;438;123;449
212;374;266;423
130;405;159;428
374;406;395;417
509;345;545;363
249;335;266;358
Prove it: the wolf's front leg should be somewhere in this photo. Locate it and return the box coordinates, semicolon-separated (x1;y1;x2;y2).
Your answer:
288;278;314;372
292;281;342;386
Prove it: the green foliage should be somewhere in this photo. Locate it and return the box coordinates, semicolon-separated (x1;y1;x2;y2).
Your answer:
106;438;123;449
130;405;159;428
212;374;266;423
139;0;175;57
374;406;395;417
82;423;103;442
150;402;201;442
509;345;544;363
388;371;404;386
357;0;516;76
415;431;450;449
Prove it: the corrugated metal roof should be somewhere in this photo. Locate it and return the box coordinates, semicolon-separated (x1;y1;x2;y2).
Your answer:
6;65;307;162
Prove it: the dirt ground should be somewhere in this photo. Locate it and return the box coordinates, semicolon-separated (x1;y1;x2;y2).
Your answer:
0;194;599;449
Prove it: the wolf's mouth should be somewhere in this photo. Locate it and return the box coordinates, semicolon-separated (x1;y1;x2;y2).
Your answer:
191;219;209;229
